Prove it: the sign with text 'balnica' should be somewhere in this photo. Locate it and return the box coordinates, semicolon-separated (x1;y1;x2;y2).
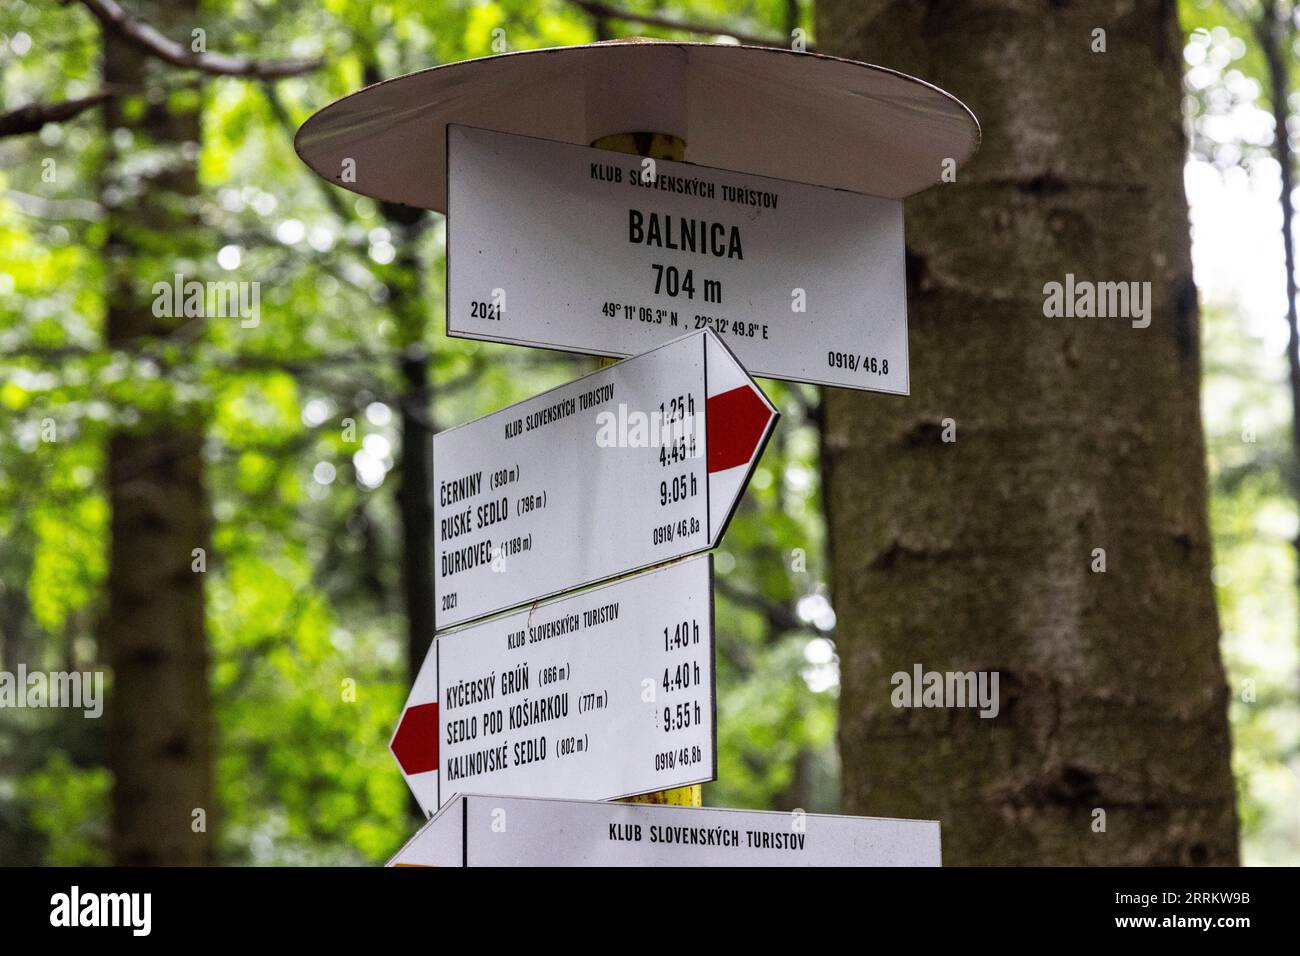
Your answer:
447;125;909;393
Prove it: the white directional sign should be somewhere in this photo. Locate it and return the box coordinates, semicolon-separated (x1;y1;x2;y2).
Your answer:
390;556;715;815
447;125;909;393
433;328;775;629
389;794;942;867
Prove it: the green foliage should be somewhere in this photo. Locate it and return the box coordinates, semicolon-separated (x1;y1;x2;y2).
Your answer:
4;0;1286;869
1202;302;1300;864
1183;0;1300;871
18;752;110;866
0;0;828;866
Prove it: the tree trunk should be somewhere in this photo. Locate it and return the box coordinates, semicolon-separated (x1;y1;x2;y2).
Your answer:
364;60;437;687
816;0;1239;864
391;245;434;824
100;1;215;865
397;343;434;675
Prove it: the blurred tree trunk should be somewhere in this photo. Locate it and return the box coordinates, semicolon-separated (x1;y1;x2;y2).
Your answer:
397;340;435;671
383;212;435;683
100;1;214;864
361;62;436;704
0;539;33;669
816;0;1239;863
382;206;434;825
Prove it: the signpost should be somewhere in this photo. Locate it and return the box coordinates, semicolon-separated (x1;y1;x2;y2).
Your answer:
388;794;942;867
391;555;716;815
432;328;775;629
297;38;981;867
446;125;909;393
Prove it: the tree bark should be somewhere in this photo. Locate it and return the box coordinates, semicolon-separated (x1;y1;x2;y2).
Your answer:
100;0;215;865
397;343;435;676
816;0;1239;863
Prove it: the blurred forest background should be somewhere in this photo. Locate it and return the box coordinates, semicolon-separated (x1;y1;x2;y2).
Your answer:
0;0;1296;865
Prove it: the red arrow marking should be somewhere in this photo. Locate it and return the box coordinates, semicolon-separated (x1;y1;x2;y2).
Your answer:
707;385;774;473
391;702;439;776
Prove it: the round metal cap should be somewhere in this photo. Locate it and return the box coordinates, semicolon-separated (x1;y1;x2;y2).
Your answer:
295;40;980;212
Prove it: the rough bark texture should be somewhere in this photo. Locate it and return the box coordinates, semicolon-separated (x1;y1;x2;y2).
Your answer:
816;0;1239;864
100;0;215;865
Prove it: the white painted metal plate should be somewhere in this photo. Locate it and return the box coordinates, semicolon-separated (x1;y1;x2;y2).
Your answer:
389;793;942;867
390;556;716;815
295;41;980;212
432;328;775;630
447;125;909;392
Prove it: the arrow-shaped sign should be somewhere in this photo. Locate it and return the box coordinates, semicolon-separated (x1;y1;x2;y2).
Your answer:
391;556;715;816
433;328;775;630
388;794;941;867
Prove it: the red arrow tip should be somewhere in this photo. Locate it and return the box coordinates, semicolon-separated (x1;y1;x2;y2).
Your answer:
391;702;439;776
707;386;774;473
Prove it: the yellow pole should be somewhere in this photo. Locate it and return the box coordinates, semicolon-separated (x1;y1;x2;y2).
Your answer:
592;130;700;808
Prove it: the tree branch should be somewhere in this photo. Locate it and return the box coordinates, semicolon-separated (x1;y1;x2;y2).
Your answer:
78;0;322;77
3;189;105;221
261;82;355;221
0;92;114;138
714;576;806;634
569;0;797;50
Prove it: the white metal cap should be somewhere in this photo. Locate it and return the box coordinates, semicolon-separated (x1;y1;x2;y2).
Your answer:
295;40;979;212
